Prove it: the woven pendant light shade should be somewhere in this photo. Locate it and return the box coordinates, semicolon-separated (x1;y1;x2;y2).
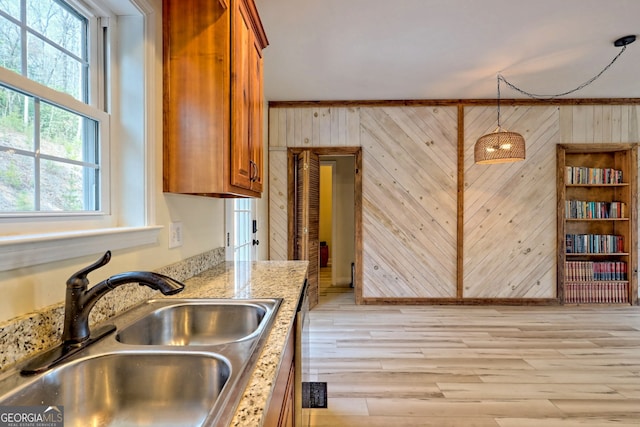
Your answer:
474;127;525;164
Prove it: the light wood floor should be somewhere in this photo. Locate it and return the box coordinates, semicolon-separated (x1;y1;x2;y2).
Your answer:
308;283;640;426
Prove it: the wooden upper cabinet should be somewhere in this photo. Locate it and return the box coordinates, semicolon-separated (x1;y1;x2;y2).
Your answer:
230;0;263;192
162;0;268;197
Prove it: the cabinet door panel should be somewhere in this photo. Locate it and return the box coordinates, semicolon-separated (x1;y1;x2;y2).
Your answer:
230;0;253;190
249;36;264;192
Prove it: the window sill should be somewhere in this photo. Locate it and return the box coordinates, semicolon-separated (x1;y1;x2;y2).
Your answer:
0;226;163;272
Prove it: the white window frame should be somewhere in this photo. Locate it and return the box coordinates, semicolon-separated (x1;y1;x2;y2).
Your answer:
0;0;160;271
0;69;110;216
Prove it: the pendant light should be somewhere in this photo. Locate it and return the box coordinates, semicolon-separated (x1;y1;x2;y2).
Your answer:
474;35;636;165
474;76;525;164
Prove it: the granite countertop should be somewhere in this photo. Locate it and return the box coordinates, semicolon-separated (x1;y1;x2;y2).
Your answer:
173;260;309;427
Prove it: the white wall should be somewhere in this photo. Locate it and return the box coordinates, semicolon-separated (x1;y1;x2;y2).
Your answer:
324;156;355;285
319;164;333;252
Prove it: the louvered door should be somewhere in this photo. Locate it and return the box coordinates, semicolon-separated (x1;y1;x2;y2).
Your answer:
295;150;320;308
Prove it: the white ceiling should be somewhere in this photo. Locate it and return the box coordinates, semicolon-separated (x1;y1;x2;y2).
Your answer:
254;0;640;102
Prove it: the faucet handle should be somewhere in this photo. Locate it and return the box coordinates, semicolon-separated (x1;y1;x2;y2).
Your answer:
67;250;112;288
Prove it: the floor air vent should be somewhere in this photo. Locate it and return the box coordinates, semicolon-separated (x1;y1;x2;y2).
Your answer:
302;382;327;408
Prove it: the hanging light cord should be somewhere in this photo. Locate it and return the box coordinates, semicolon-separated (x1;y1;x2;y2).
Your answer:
496;75;503;127
498;44;629;100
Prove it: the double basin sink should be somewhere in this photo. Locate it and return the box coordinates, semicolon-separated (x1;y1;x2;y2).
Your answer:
0;298;282;427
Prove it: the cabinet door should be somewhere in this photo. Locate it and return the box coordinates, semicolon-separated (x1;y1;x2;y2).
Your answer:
280;363;295;427
249;35;264;192
264;319;296;427
230;0;253;190
163;0;231;195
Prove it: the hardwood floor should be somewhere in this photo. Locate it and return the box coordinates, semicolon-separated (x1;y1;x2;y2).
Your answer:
308;286;640;426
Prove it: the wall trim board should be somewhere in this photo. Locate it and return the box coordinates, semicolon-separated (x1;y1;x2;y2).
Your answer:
287;147;362;156
361;297;561;306
269;98;640;109
457;104;465;299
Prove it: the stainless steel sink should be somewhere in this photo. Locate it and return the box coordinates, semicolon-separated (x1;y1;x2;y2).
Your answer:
0;298;282;427
0;352;230;427
116;300;270;346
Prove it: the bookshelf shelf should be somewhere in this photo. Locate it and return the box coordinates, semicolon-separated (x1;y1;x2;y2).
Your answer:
565;280;628;283
565;253;629;256
566;218;629;221
567;183;629;187
557;144;638;305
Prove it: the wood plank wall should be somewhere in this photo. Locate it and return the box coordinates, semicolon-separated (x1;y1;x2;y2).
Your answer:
559;105;640;142
268;148;288;260
268;107;360;262
360;107;458;298
463;105;559;299
268;103;640;302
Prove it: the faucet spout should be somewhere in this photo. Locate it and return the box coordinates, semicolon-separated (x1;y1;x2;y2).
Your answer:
102;271;185;296
61;253;186;346
22;251;186;375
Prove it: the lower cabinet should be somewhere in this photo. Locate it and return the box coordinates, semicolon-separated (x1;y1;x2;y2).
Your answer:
278;362;295;427
264;321;296;427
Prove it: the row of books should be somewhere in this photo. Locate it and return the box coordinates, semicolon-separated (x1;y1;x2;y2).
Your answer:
565;166;623;184
564;282;629;304
565;200;626;219
566;234;624;254
564;261;627;281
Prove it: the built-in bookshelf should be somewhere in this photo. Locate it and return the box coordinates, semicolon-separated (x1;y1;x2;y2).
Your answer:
557;144;638;305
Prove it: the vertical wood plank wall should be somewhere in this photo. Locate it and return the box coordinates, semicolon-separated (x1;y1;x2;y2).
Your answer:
269;104;640;302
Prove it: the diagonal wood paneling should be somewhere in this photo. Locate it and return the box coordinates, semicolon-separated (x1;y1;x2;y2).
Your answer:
464;105;559;298
269;106;458;298
268;148;288;260
360;106;458;298
268;103;640;302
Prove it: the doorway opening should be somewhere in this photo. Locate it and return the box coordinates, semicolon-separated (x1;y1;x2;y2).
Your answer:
319;157;356;292
288;147;362;308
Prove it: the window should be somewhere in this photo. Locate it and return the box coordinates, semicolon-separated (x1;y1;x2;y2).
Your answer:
225;198;258;293
0;0;107;214
0;0;89;101
0;0;160;271
225;198;257;262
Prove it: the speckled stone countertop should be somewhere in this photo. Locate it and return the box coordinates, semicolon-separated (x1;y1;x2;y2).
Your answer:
0;248;228;371
0;257;308;427
173;260;308;427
